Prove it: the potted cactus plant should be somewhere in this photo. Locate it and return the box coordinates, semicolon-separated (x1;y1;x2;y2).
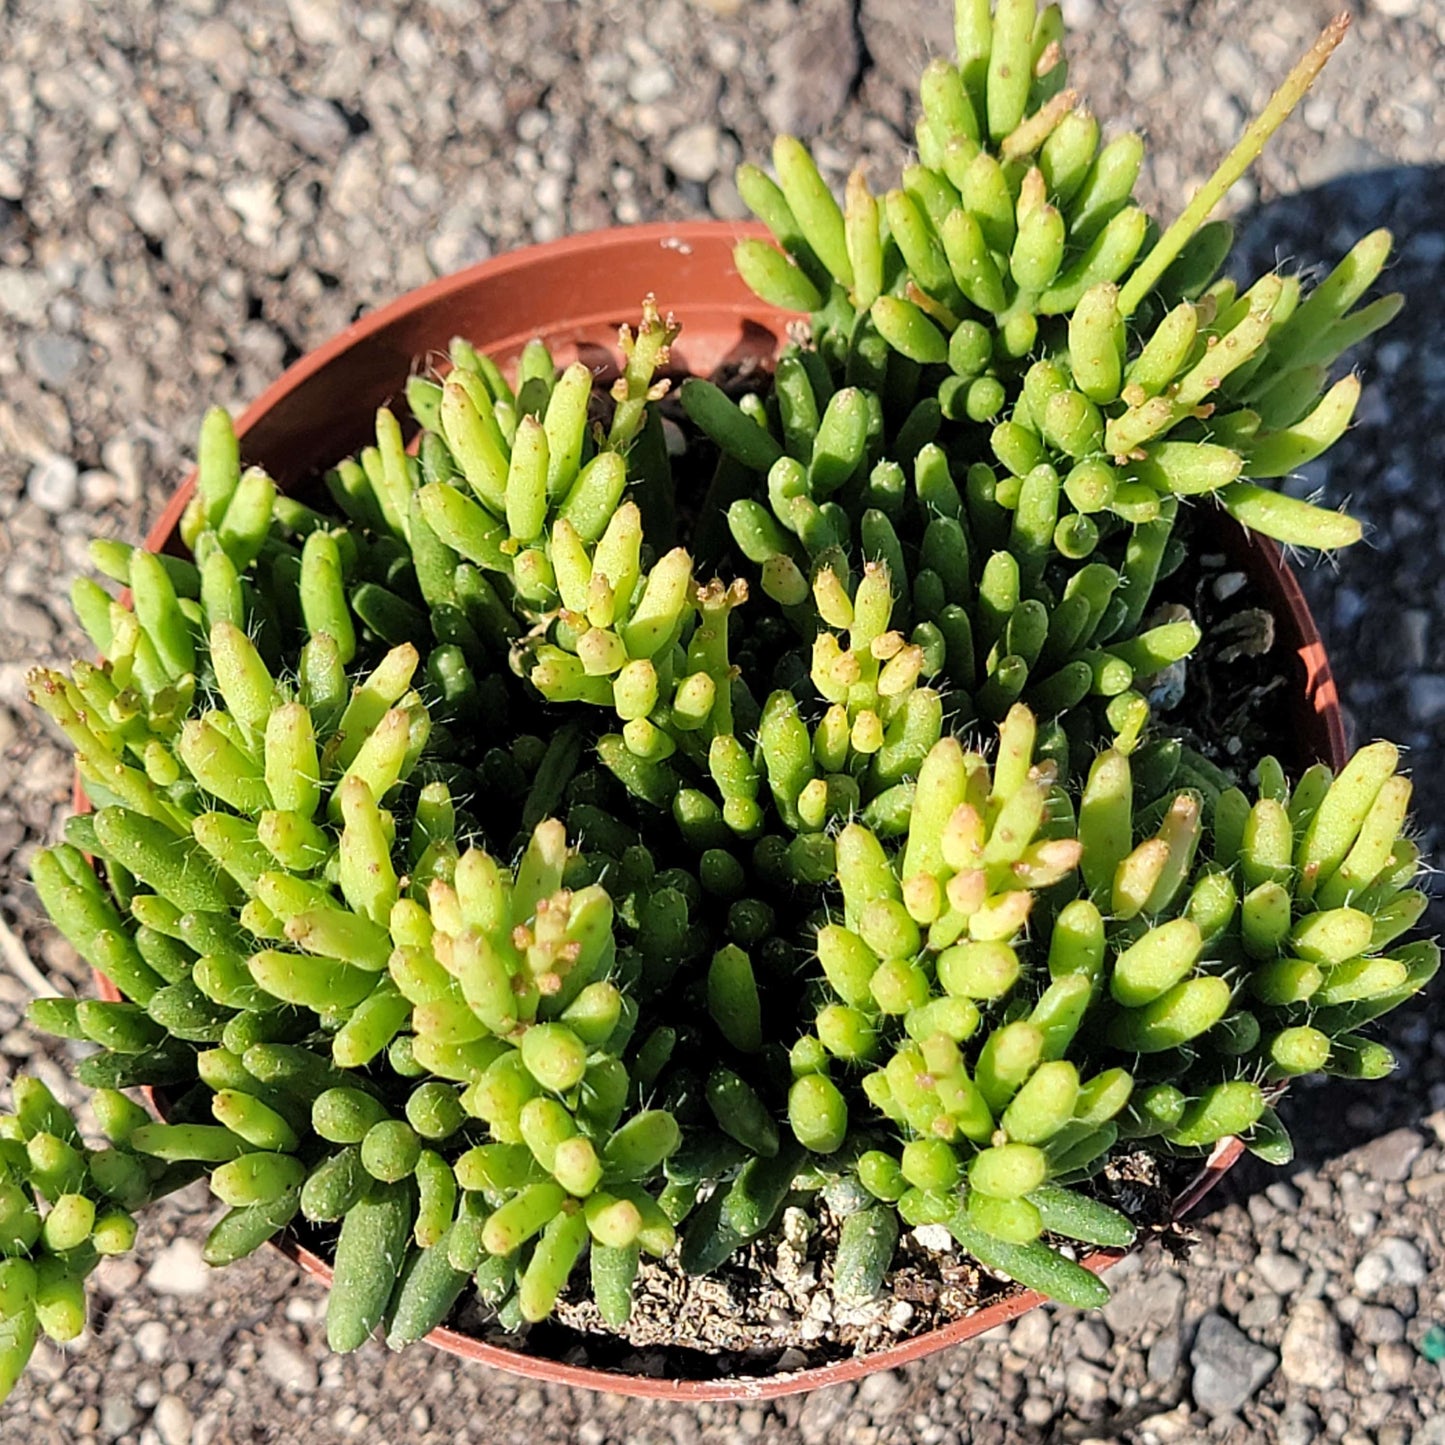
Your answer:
0;0;1429;1407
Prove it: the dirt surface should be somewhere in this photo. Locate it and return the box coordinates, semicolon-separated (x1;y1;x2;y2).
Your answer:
3;1;1445;1442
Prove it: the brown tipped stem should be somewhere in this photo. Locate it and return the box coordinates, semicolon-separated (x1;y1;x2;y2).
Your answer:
1001;89;1079;162
1118;12;1351;318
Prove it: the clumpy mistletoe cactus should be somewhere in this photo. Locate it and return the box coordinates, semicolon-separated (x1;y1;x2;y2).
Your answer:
1;0;1433;1401
0;1075;177;1398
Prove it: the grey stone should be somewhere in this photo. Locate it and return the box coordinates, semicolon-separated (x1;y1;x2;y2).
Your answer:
1280;1298;1345;1390
1021;1394;1056;1427
260;1334;318;1393
1238;1291;1283;1330
154;1394;193;1445
223;177;282;247
134;1320;169;1364
1190;1313;1278;1418
764;0;860;135
516;108;549;144
1354;1305;1406;1345
80;467;120;507
1148;1331;1182;1384
1065;1359;1110;1412
1375;1340;1418;1388
286;0;347;44
1407;675;1445;725
426;207;493;276
627;62;674;105
1355;1236;1429;1294
1350;1128;1426;1183
1075;1318;1112;1363
1359;609;1429;674
1266;1181;1302;1213
1334;586;1368;631
663;124;723;184
145;1238;209;1296
858;0;952;93
708;173;749;220
129;176;179;237
203;31;261;92
253;91;350;156
1279;1402;1322;1445
22;333;84;387
101;434;144;502
26;454;78;513
1138;1405;1195;1441
1009;1308;1051;1358
0;267;47;325
93;1255;142;1297
1257;1251;1307;1295
328;144;376;218
1401;609;1432;669
1388;1234;1431;1286
797;1384;856;1442
856;1370;906;1416
1296;136;1394;191
101;1395;140;1439
1103;1269;1185;1335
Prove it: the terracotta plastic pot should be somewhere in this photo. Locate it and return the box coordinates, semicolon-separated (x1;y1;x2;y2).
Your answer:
96;221;1346;1400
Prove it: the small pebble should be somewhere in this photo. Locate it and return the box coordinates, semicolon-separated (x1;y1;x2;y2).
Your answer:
1191;1312;1278;1417
627;62;674;104
1355;1305;1407;1345
26;454;79;513
1355;1237;1428;1295
1021;1394;1055;1426
260;1335;319;1394
1009;1310;1052;1359
1256;1251;1307;1295
1279;1402;1322;1445
1064;1359;1109;1411
154;1395;193;1445
23;333;85;386
1350;1129;1425;1184
663;124;723;183
134;1321;169;1364
1375;1340;1417;1386
1075;1319;1112;1363
145;1239;210;1297
1281;1299;1344;1390
101;1396;139;1438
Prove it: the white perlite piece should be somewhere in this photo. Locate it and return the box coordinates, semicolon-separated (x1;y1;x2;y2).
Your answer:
144;1239;210;1297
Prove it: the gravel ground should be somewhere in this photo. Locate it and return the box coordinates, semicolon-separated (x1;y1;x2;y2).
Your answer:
3;1;1445;1441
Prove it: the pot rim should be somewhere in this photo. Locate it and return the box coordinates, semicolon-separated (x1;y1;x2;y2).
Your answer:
88;220;1345;1400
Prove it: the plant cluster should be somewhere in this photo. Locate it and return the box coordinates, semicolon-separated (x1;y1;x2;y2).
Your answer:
0;0;1433;1400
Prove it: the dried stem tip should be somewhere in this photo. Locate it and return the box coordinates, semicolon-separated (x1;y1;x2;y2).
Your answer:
1119;12;1351;318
